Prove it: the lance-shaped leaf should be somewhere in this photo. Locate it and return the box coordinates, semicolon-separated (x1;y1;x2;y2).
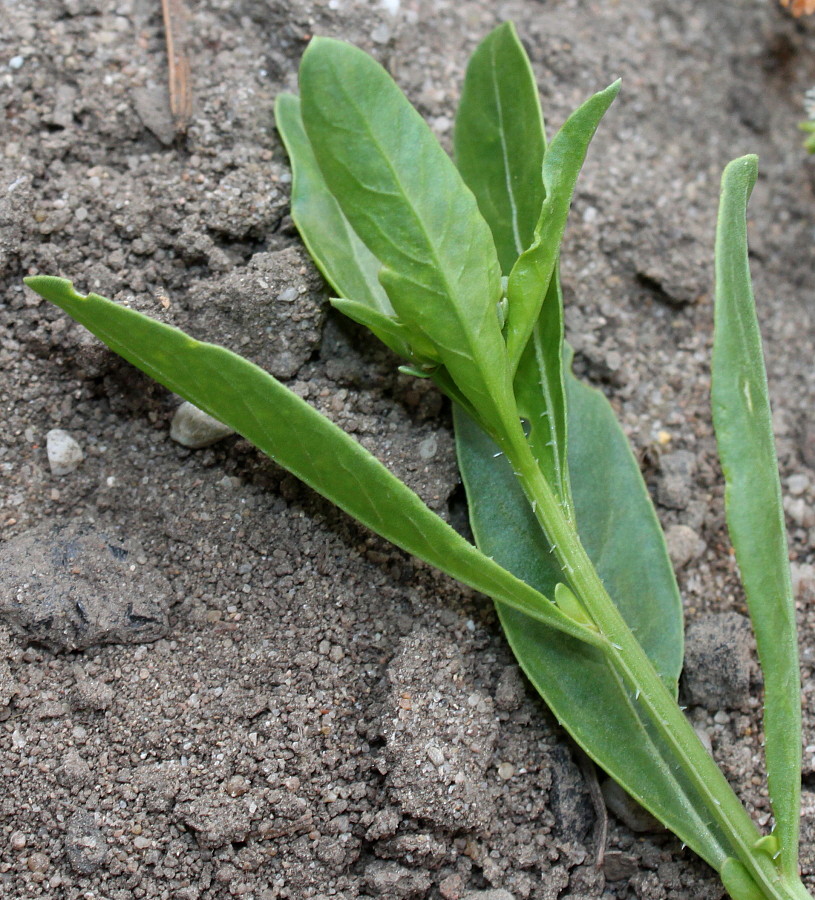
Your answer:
24;275;605;650
453;26;573;518
275;94;418;362
275;93;392;317
512;273;574;520
454;21;545;274
712;155;801;878
454;372;708;858
298;37;512;431
505;80;619;371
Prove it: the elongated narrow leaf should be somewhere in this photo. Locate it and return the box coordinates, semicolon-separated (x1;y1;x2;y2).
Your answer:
454;21;546;274
452;25;572;517
25;276;603;650
712;155;800;877
275;93;392;316
505;81;619;370
454;375;712;859
298;38;511;430
512;273;574;520
329;298;414;361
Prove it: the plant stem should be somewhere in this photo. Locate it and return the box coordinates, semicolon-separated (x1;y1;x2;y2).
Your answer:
498;421;812;900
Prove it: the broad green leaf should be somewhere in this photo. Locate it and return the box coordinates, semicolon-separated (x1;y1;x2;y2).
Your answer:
275;93;392;317
298;38;512;432
275;94;439;367
25;276;604;650
454;21;546;274
712;155;800;878
455;373;714;859
505;81;619;370
513;272;574;521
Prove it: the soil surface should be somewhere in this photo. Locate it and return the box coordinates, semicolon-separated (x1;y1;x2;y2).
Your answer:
2;1;815;899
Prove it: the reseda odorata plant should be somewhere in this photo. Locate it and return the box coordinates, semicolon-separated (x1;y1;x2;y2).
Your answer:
24;24;811;900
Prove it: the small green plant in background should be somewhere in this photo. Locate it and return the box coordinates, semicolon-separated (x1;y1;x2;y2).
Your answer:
24;23;812;900
799;87;815;153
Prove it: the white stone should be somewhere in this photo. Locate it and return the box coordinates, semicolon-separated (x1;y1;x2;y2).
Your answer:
46;429;84;475
170;402;235;449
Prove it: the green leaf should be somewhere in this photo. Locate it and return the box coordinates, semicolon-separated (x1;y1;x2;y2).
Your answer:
329;298;415;361
25;275;604;651
275;93;392;317
455;372;715;860
298;37;512;432
513;272;574;521
505;81;619;371
712;154;800;878
452;24;572;518
454;21;546;274
275;93;437;365
721;858;767;900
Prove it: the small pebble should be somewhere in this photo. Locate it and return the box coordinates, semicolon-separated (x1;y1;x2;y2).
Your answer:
784;496;815;528
426;745;445;767
9;55;24;70
418;435;438;460
693;725;713;755
226;775;249;797
58;748;92;787
494;665;525;711
10;831;26;850
170;401;235;449
787;473;810;496
664;523;704;570
496;762;515;780
370;23;392;44
27;852;49;873
792;563;815;600
46;428;84;475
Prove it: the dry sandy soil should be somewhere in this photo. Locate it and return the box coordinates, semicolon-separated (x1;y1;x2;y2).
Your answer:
2;1;815;898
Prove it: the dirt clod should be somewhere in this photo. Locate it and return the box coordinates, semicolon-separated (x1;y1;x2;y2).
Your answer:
0;523;170;651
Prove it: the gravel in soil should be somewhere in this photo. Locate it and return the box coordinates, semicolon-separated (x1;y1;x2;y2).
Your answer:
1;1;815;898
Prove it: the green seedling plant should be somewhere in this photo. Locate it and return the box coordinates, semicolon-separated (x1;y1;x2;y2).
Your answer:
799;87;815;153
24;23;810;900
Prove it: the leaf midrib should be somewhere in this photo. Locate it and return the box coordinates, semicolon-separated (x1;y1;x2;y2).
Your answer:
488;45;523;259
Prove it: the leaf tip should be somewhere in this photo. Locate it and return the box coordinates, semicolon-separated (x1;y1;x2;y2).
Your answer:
24;275;86;306
722;153;759;182
274;91;299;118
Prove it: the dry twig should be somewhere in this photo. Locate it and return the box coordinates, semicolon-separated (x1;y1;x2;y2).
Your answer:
161;0;192;133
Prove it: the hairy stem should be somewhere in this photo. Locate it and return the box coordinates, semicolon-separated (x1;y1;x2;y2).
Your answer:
498;419;811;900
